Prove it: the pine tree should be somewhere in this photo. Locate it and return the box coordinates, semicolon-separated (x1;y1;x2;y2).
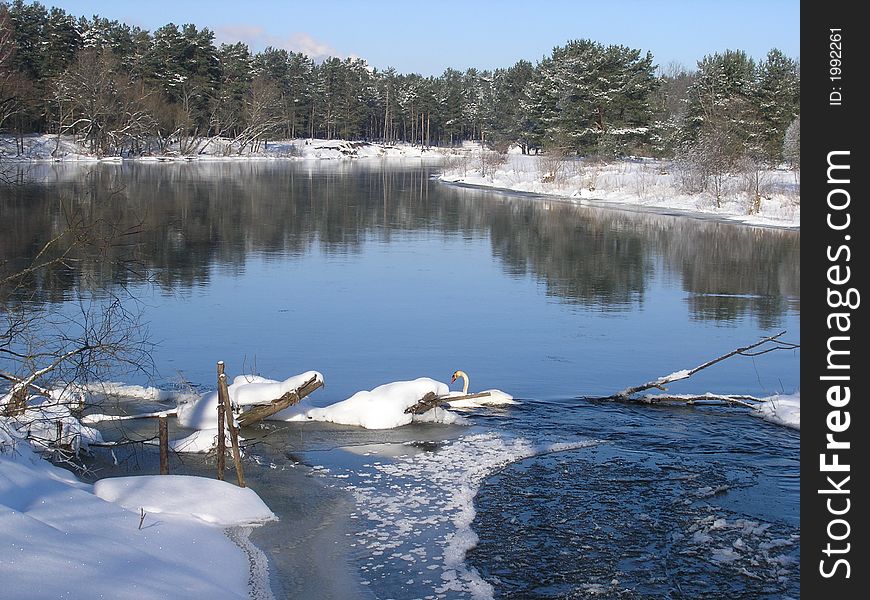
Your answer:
755;48;799;164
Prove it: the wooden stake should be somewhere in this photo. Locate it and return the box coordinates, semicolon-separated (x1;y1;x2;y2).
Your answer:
216;398;226;481
217;363;245;488
158;415;169;475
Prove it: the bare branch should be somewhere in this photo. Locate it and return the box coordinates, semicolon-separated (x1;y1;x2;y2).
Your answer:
586;331;798;403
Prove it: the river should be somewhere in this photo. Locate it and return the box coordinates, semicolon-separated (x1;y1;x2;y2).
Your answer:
1;160;800;599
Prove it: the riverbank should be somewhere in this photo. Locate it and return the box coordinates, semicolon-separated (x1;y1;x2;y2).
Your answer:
2;134;799;229
438;152;800;229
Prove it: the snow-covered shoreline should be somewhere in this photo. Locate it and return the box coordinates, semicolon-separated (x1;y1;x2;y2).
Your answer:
0;422;277;599
438;152;800;230
3;135;799;230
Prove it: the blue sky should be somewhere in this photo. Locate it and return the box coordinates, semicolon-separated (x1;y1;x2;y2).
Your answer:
46;0;799;75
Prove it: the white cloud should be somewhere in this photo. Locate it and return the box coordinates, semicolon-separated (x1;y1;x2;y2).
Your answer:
214;26;345;62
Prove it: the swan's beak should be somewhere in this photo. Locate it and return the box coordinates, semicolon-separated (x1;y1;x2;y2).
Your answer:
451;371;458;383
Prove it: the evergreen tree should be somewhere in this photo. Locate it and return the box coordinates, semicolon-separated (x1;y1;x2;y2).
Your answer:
524;39;657;154
755;48;799;164
214;41;252;137
490;60;534;152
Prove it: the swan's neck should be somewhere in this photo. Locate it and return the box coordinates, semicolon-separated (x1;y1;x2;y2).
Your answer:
457;371;469;394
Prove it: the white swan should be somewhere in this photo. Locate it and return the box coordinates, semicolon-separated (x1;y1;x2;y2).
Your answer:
445;370;517;408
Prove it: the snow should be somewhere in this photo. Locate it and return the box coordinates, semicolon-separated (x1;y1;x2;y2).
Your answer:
93;475;275;526
331;434;597;599
2;395;104;453
282;377;463;429
174;373;478;430
752;392;800;430
163;427;230;453
439;152;800;229
0;421;276;600
175;370;323;429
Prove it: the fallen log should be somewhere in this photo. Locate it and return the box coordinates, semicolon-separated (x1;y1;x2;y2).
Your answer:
404;391;448;415
438;391;492;403
236;375;323;427
634;393;765;409
405;391;495;414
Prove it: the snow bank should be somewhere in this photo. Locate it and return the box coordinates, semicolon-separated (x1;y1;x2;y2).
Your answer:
93;475;275;526
439;153;800;229
2;134;446;163
752;393;800;430
0;422;274;599
286;377;461;429
1;394;104;453
164;428;230;453
176;371;323;429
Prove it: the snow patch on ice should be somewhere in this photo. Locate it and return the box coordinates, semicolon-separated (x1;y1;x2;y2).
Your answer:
752;393;799;430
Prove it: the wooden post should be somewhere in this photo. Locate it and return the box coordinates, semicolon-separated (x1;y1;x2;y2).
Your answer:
216;361;226;480
216;399;226;481
158;415;169;475
55;420;63;447
217;363;245;487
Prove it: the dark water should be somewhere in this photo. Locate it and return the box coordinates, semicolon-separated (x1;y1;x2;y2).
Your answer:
1;160;799;599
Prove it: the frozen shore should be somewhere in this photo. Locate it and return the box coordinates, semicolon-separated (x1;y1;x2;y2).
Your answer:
437;151;800;230
2;134;799;230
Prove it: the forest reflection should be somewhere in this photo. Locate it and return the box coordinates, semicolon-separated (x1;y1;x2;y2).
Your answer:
0;161;799;326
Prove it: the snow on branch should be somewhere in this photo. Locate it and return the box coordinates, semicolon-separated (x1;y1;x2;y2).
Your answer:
586;331;798;406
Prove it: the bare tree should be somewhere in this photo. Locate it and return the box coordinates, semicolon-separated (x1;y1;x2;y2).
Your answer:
1;180;152;436
56;48;155;157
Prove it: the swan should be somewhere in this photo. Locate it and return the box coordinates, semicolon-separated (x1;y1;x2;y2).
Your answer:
445;370;517;408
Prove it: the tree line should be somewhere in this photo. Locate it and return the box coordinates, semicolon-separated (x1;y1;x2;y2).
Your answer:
1;0;799;165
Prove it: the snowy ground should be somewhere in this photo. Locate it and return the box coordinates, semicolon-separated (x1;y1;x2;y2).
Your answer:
438;150;800;229
0;421;276;599
0;133;444;163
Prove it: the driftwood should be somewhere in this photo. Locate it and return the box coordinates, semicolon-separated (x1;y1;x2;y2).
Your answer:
1;372;53;416
236;375;323;427
405;391;495;414
404;391;446;414
586;331;799;406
